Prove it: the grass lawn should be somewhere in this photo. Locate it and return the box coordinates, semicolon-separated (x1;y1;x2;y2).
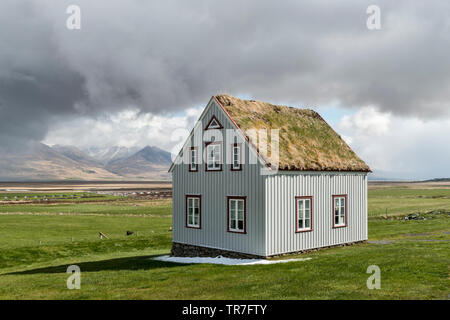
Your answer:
368;188;450;217
0;199;171;216
0;188;448;299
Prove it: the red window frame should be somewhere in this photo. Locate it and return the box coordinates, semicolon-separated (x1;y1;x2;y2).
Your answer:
185;195;201;229
188;147;198;172
295;196;313;233
332;194;348;228
227;196;247;234
230;143;242;171
204;141;222;172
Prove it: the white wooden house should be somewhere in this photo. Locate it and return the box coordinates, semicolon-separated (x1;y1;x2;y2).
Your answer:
169;94;371;258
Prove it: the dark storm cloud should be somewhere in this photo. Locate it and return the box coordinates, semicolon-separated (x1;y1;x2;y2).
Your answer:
1;0;450;146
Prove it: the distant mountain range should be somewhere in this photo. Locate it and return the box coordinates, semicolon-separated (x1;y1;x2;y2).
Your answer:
423;178;450;182
0;143;172;181
82;146;142;165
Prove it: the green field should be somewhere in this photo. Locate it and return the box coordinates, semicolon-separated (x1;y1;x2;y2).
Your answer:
0;188;448;299
368;188;450;217
1;192;120;202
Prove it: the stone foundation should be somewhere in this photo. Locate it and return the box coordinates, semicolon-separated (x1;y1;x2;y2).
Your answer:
268;240;367;258
171;240;367;259
170;242;264;259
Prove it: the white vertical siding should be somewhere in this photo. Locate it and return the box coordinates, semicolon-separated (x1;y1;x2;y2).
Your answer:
264;172;368;256
172;99;266;256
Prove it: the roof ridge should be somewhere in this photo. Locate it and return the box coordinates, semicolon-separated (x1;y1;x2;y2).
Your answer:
215;93;313;111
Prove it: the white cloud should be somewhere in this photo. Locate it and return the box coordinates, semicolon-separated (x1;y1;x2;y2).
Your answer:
336;107;450;180
43;107;203;153
338;106;391;136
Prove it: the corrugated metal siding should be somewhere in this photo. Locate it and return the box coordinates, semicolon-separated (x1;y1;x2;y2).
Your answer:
264;172;368;256
172;99;266;256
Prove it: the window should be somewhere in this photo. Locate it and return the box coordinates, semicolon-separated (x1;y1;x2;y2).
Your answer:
205;142;222;171
186;195;201;228
231;143;242;171
227;196;246;233
296;196;313;232
205;115;223;130
189;147;198;172
333;195;347;228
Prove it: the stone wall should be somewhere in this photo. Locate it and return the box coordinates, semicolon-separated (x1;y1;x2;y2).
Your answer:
171;240;367;259
268;240;367;258
170;242;264;259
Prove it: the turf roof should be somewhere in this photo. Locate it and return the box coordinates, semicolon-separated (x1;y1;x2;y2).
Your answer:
215;94;371;172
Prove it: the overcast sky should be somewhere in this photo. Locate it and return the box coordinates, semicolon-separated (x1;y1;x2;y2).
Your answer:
1;0;450;179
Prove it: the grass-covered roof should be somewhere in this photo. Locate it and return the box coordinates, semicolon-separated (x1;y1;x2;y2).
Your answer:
215;94;371;172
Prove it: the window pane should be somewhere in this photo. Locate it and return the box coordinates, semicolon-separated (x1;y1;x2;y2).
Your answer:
233;147;239;167
340;198;345;207
238;220;243;230
230;209;236;221
191;150;195;164
335;215;339;225
238;209;244;220
298;207;304;219
298;200;304;211
233;147;239;168
298;219;303;229
305;219;310;228
238;200;244;211
305;199;310;209
305;208;310;219
231;220;236;229
215;146;220;167
193;215;197;225
207;145;212;165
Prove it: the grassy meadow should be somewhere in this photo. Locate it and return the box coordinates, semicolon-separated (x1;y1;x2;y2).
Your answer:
0;187;448;299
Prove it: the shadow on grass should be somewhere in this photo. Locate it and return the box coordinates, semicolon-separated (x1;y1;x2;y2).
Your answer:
5;254;181;275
